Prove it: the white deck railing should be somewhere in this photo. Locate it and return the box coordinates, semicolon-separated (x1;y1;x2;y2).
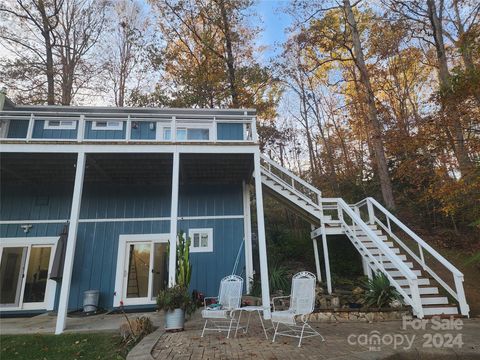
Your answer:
352;197;469;316
0;110;258;143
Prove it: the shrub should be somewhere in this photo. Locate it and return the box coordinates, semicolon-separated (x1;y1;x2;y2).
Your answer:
363;272;401;309
157;285;195;314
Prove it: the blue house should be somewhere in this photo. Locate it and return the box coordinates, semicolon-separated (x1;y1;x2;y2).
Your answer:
0;91;470;334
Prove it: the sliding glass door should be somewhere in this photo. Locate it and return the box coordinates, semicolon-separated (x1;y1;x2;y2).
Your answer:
0;243;55;310
122;239;169;305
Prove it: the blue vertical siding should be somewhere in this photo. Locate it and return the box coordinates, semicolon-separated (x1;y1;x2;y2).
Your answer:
178;219;244;297
178;184;243;217
131;121;156;140
84;121;126;140
6;120;29;138
217;123;244;140
1;181;245;310
32;120;77;139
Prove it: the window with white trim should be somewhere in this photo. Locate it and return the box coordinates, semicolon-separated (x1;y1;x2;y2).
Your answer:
91;121;123;130
44;120;76;130
188;228;213;253
162;127;209;140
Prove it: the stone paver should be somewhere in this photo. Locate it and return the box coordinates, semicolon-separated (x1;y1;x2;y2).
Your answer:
150;313;480;359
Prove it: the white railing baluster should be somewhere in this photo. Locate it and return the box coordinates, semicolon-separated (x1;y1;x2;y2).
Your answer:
126;115;131;142
77;115;85;142
367;199;374;225
171;116;176;141
26;113;34;141
387;216;391;232
418;244;425;270
212;116;217;142
454;275;470;316
252;116;258;142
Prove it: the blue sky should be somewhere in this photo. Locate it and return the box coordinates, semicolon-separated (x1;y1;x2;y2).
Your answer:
252;0;293;62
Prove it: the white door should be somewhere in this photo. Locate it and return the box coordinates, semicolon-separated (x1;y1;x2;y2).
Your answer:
0;242;56;310
119;235;169;306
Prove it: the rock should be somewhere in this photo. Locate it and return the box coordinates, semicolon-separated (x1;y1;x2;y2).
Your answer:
352;286;364;295
390;300;402;309
331;297;340;308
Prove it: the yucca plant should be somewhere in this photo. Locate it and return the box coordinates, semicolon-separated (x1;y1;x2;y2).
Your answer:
363;272;401;309
175;231;192;288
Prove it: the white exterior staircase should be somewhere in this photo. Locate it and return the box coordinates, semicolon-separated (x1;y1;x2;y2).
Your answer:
259;155;469;318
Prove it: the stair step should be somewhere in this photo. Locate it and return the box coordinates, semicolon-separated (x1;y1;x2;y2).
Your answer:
387;269;422;277
396;278;430;286
372;253;407;261
422;306;459;316
363;247;401;255
364;241;394;248
375;261;414;269
402;286;439;295
356;235;388;241
421;296;449;305
351;224;378;231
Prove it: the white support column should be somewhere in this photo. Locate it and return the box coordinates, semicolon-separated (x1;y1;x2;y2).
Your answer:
253;151;271;319
126;115;132;142
311;225;322;282
55;152;86;334
77;115;85;142
362;257;372;279
321;231;332;294
168;151;180;287
243;181;253;293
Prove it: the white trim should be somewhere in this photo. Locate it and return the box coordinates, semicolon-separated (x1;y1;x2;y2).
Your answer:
179;215;243;221
243;181;253;293
0;143;258;154
168;151;180;287
0;237;58;312
0;215;243;226
78;217;170;223
91;120;123;131
188;228;213;253
113;233;169;307
0;220;68;225
44;120;77;130
55;152;86;334
253;150;271;319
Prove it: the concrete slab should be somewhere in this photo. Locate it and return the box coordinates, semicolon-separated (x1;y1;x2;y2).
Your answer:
0;311;163;335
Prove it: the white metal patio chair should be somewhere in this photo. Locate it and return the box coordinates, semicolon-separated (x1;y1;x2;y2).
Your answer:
271;271;324;347
201;275;243;338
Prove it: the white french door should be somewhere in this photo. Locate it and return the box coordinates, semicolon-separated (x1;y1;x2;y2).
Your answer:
0;237;58;311
115;234;169;306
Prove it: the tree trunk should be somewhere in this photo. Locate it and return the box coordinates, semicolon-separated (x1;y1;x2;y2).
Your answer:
38;0;55;105
343;0;396;209
218;0;238;107
426;0;472;177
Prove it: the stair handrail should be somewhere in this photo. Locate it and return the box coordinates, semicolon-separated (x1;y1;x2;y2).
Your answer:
324;197;424;317
358;197;469;316
260;155;322;204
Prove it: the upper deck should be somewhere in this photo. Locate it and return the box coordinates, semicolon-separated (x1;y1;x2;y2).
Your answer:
0;101;258;148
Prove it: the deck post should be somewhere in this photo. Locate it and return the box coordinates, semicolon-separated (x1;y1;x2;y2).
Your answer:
55;152;86;334
168;151;180;287
321;231;332;294
253;151;271;319
243;181;254;293
311;225;322;282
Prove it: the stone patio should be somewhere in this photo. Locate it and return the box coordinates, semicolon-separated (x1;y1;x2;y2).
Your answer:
150;313;480;359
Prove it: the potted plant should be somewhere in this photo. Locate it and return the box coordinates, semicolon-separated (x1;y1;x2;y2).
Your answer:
157;231;195;331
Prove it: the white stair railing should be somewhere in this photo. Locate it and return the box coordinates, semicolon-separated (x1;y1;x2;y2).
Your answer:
258;156;424;317
353;197;469;316
322;198;424;318
260;155;321;206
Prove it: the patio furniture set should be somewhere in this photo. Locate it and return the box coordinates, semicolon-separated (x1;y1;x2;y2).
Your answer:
200;272;325;347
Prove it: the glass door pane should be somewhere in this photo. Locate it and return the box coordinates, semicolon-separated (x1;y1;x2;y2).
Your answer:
126;243;151;299
23;246;52;303
151;243;169;299
0;247;27;306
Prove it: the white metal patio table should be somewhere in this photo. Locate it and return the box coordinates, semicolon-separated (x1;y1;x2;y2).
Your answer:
234;306;271;339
